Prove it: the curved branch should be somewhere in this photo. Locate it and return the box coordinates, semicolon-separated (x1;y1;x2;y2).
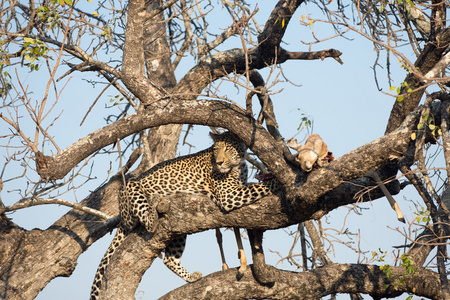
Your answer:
160;263;441;299
36;100;419;211
35;100;292;183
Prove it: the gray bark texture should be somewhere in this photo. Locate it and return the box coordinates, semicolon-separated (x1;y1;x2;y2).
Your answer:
1;0;449;299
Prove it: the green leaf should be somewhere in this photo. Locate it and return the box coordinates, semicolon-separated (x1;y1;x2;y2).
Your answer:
23;37;35;43
429;124;436;130
417;123;423;130
65;0;73;5
397;96;404;102
38;6;50;12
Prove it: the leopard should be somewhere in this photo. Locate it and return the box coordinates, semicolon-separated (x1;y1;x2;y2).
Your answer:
90;131;279;299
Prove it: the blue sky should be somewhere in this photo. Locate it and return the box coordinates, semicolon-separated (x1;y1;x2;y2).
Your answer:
0;1;428;299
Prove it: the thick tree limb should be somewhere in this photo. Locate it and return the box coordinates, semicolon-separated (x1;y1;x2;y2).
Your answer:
0;178;122;299
175;46;342;99
35;99;419;207
160;263;441;300
35;100;293;183
257;0;304;54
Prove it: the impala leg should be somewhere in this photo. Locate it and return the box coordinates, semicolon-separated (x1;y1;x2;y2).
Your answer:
215;228;228;270
234;227;247;279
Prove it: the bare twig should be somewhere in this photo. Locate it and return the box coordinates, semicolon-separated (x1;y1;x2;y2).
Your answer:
1;197;113;220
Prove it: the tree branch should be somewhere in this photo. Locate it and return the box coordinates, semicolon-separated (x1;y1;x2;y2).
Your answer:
160;263;441;299
35;100;291;182
280;49;343;64
385;27;450;134
0;197;113;220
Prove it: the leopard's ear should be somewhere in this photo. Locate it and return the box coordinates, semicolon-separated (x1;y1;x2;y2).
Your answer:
287;138;301;151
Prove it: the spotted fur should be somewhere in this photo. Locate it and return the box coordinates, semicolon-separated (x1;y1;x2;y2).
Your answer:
90;131;279;299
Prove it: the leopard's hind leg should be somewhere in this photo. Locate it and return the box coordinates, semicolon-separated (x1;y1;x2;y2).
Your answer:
125;181;159;233
163;234;202;282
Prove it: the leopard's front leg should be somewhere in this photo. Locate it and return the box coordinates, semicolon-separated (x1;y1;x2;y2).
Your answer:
214;177;280;212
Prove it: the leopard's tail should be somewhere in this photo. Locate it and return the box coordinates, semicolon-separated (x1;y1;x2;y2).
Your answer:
90;227;126;300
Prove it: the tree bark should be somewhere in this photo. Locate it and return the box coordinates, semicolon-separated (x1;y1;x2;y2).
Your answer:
160;263;441;300
2;1;450;299
385;28;450;134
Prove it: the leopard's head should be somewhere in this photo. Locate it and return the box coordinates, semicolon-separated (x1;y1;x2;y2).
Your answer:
210;131;246;173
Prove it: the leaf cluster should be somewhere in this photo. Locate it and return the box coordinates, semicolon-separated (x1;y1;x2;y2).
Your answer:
21;38;48;71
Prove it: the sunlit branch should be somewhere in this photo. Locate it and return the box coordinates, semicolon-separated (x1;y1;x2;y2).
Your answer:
423;50;450;81
0;197;113;220
280;49;343;64
161;263;441;299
